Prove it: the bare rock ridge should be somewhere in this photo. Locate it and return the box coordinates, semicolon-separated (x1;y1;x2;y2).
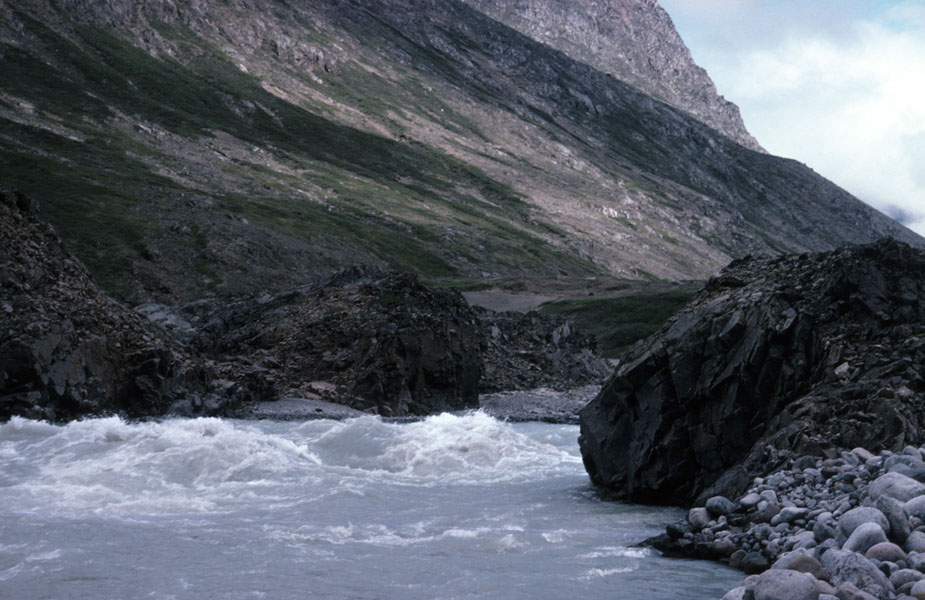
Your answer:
460;0;763;150
1;0;920;303
579;239;925;507
0;189;609;421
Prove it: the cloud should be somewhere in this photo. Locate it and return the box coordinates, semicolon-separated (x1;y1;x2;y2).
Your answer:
660;0;925;238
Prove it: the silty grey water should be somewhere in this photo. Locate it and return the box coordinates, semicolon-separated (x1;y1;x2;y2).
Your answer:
0;413;740;599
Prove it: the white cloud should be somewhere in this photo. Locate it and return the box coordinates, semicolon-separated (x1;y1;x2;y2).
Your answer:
661;0;925;238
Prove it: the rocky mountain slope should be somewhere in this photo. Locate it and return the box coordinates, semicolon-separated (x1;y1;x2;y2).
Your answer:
579;239;925;507
460;0;762;150
0;0;919;303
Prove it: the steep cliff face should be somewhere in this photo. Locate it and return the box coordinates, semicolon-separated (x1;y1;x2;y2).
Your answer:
0;0;919;303
460;0;762;150
579;239;925;506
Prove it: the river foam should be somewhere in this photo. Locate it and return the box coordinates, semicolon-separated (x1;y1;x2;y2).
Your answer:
0;413;742;599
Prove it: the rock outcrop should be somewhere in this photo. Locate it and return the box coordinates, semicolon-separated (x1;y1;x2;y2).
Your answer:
177;267;485;417
579;239;925;506
477;308;612;393
0;188;232;421
1;191;608;422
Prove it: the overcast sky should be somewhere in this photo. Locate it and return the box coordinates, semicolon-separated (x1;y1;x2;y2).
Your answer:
658;0;925;237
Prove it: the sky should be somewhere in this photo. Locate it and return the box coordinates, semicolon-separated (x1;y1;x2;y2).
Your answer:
658;0;925;237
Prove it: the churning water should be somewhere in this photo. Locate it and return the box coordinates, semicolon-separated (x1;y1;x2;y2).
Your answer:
0;413;740;599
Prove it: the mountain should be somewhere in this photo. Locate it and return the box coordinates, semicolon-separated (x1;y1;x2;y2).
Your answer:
0;0;919;303
459;0;762;151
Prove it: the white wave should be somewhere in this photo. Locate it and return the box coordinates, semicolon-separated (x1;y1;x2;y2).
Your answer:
580;567;635;580
303;411;578;483
578;546;652;559
0;417;324;515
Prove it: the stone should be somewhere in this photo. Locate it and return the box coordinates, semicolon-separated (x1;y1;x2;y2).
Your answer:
741;493;762;508
912;579;925;600
891;569;924;589
688;507;711;530
707;495;737;516
906;496;925;521
821;549;894;598
838;507;890;538
834;581;880;600
877;495;912;544
742;551;771;575
866;542;907;563
843;522;888;554
853;448;876;462
906;532;925;554
721;587;747;600
749;569;819;600
909;552;925;572
785;554;826;580
869;473;925;503
754;502;782;524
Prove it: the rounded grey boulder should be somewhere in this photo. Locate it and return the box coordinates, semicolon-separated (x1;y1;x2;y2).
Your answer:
905;496;925;521
870;472;925;503
749;569;819;600
821;548;893;598
838;506;890;538
688;506;711;530
843;522;888;554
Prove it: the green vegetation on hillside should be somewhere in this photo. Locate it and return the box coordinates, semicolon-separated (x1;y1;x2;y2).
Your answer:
540;289;698;357
0;15;600;298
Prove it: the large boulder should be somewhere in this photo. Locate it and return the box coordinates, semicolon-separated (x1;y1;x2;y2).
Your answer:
579;240;925;504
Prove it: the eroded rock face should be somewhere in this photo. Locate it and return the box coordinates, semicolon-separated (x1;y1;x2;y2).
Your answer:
180;267;484;417
579;239;925;505
0;189;224;421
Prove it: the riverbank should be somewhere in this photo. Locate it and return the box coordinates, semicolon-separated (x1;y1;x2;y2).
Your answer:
649;443;925;599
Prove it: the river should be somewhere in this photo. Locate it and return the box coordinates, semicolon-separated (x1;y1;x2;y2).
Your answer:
0;412;740;599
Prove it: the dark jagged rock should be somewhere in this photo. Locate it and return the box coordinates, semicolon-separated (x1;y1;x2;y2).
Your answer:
579;239;925;506
477;308;612;393
179;267;484;418
0;188;240;421
1;187;608;422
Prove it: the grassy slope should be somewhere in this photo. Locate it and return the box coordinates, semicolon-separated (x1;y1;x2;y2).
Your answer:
540;288;698;357
0;16;599;299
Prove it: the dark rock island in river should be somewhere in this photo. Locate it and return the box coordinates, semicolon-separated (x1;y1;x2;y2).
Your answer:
579;239;925;507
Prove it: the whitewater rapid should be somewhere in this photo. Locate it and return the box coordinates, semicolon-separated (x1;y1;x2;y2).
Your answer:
0;412;739;599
